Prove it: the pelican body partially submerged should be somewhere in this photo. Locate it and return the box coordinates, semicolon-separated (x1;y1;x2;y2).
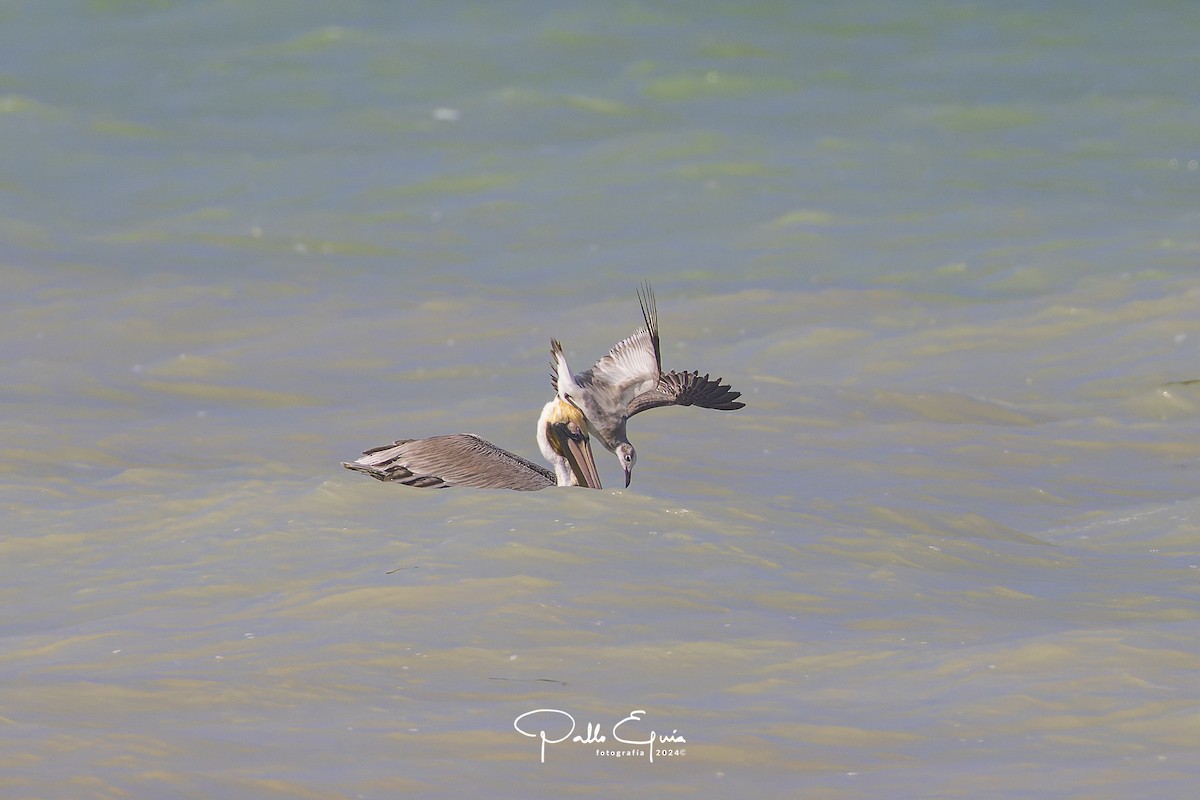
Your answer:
342;392;602;491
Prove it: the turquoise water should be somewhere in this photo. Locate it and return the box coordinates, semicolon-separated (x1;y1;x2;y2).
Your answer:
3;2;1200;798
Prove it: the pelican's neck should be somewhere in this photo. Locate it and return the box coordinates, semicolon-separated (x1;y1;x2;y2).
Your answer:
538;393;603;487
537;398;576;486
596;416;627;455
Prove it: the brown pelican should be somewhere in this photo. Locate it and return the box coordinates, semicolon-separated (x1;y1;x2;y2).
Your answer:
342;391;602;490
552;282;745;487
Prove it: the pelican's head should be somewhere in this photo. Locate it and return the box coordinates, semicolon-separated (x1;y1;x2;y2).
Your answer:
538;394;603;489
615;441;637;488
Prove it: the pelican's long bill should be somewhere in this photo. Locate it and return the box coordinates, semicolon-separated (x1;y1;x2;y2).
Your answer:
542;397;603;489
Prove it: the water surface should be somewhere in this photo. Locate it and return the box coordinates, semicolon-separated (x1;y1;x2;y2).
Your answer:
2;2;1200;798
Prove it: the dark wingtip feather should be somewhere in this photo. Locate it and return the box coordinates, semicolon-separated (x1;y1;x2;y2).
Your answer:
701;375;745;409
549;339;562;391
625;369;747;417
636;280;661;372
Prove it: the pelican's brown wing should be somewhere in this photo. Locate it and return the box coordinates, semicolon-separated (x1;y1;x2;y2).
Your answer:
625;371;745;418
342;434;556;491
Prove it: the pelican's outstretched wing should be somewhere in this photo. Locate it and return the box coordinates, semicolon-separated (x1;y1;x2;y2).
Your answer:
626;371;745;418
552;281;660;401
342;434;556;491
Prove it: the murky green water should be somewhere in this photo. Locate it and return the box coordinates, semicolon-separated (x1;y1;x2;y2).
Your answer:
3;2;1200;798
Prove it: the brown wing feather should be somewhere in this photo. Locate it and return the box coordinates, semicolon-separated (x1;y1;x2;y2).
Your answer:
342;434;555;491
625;371;746;418
637;280;661;375
549;338;561;393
